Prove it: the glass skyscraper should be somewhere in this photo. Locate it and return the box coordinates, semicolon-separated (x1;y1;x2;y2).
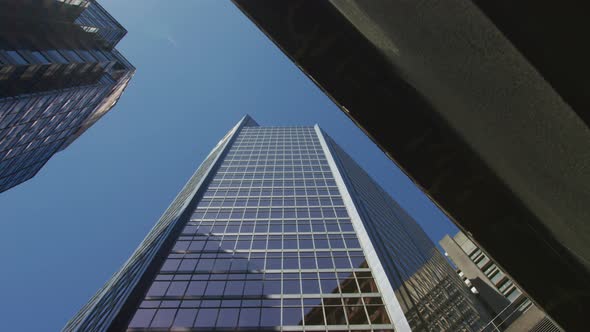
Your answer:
65;116;483;331
0;0;134;192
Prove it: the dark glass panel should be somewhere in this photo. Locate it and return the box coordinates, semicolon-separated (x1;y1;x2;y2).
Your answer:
282;307;303;325
260;308;281;327
172;309;197;327
185;281;206;296
216;308;239;328
194;308;218;327
150;309;176;328
238;308;260;327
146;282;169;297
166;281;188;297
128;309;156;328
367;305;391;324
301;279;321;294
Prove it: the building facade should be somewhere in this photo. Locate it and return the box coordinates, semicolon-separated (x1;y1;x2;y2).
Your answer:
440;232;563;332
65;116;483;331
0;0;134;192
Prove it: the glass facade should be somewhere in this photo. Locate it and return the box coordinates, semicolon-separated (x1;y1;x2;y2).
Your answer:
66;116;483;331
0;0;134;193
128;126;395;331
324;135;483;331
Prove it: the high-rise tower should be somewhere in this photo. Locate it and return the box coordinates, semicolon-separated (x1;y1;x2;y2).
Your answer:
65;116;483;331
0;0;134;192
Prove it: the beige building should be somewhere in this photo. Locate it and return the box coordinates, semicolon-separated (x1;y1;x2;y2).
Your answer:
440;232;563;332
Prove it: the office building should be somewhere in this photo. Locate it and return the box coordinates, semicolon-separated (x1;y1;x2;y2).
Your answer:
0;0;134;192
64;116;485;331
230;2;590;329
440;231;563;332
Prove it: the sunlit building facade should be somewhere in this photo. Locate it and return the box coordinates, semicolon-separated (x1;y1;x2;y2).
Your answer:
64;116;483;331
441;232;563;332
0;0;134;192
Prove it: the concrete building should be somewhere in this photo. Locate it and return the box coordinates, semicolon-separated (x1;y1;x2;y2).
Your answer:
0;0;134;192
65;116;484;331
440;231;563;332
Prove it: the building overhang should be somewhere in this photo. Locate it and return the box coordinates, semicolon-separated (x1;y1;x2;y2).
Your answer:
231;1;590;330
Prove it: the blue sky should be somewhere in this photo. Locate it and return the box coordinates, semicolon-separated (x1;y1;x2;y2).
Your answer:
0;1;457;330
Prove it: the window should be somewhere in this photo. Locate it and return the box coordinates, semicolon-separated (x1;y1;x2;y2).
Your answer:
45;50;68;64
30;51;50;64
5;50;28;65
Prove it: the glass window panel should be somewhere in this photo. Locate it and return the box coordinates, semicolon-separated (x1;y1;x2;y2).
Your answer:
185;281;206;296
150;309;176;328
345;238;361;248
326;223;340;232
260;308;281;327
330;237;346;248
283;280;301;294
166;281;188;296
346;305;369;324
216;308;239;328
196;259;214;270
340;279;360;294
359;278;379;293
140;301;160;308
298;222;311;232
160;300;180;308
224;280;244;296
238;308;260;327
232;258;249;270
243;280;263;295
266;257;282;269
172;309;197;327
128;309;156;328
178;259;197;272
324;305;347;325
367;305;391;324
204;281;226;296
282;308;303;325
303;306;325;325
311;221;325;232
334;257;352;269
240;223;254;232
283;238;298;249
300;256;317;269
194;308;218;328
213;258;231;270
283;257;299;269
263;280;281;294
161;259;180;272
254;222;268;232
301;279;320;294
147;282;170;297
201;300;221;307
321;279;339;294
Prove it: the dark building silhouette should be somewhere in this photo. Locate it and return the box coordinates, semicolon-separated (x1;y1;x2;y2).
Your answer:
65;116;485;331
230;2;590;330
0;0;134;192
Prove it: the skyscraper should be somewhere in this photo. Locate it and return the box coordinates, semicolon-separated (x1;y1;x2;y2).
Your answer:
0;0;134;193
65;116;483;331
